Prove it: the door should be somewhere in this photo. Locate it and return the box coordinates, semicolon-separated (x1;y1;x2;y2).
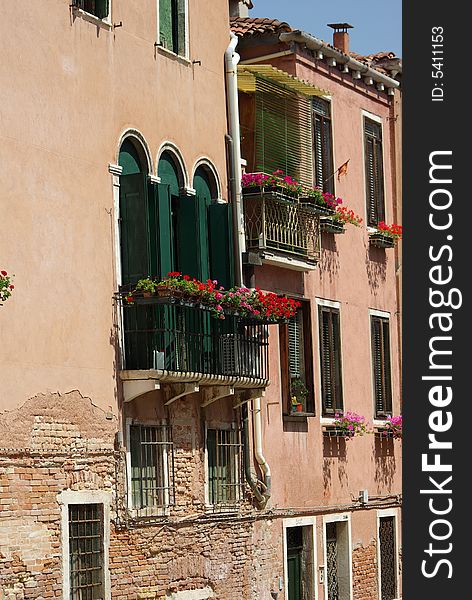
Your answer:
287;527;303;600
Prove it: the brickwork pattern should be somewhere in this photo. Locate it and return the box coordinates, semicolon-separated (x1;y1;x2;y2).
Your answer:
352;540;378;600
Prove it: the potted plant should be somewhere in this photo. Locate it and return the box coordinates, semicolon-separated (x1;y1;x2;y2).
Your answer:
290;377;308;413
369;222;402;248
321;206;363;234
0;270;14;305
299;189;341;216
375;415;402;439
329;411;368;439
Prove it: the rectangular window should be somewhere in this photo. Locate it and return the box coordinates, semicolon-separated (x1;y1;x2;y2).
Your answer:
364;118;385;227
207;427;243;506
73;0;109;19
129;424;174;511
318;305;343;416
279;301;314;415
69;504;104;600
371;315;393;417
159;0;187;56
255;78;314;186
313;98;334;194
379;516;397;600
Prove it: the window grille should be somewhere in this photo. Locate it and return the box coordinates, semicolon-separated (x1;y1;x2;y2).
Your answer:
379;517;397;600
129;424;174;513
326;522;340;600
364;118;385;226
69;504;105;600
313;98;334;194
319;306;343;415
371;316;392;417
207;427;244;507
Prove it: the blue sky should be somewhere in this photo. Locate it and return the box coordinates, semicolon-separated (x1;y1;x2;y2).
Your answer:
249;0;402;57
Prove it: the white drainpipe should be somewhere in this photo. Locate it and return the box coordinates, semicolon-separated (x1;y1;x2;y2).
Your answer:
225;32;246;287
253;396;271;505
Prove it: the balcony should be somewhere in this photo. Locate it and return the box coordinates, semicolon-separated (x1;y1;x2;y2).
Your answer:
116;294;270;402
243;189;321;270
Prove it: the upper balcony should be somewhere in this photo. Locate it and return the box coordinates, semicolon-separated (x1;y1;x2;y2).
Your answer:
242;179;321;271
116;290;270;403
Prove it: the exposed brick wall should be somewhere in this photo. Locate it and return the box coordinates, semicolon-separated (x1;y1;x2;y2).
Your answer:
352;540;378;600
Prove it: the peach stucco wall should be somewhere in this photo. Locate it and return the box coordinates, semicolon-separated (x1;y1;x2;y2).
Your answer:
239;49;402;511
0;1;230;411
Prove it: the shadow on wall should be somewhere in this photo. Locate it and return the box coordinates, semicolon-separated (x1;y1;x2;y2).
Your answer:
322;437;348;494
373;436;396;492
366;244;387;293
319;234;340;284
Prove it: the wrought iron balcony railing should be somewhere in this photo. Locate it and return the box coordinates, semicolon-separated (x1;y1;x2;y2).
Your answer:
116;294;269;386
243;190;321;264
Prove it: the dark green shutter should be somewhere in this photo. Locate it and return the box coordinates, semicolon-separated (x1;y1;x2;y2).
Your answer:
119;174;150;285
288;313;302;378
365;119;385;227
95;0;109;19
371;316;392;416
313;99;334;194
208;203;234;289
255;78;313;186
319;307;343;415
175;195;200;279
177;0;186;56
157;183;174;278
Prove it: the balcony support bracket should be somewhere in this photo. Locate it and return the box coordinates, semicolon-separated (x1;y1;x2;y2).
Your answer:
201;386;235;408
164;383;200;406
233;388;266;409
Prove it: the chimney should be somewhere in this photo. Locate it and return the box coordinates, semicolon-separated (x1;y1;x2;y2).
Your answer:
230;1;254;18
327;23;354;54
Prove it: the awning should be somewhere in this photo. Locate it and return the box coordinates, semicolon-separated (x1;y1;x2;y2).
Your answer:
237;64;330;97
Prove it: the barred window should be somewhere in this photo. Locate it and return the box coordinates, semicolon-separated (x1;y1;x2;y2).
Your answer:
319;305;343;416
371;316;393;417
129;424;174;512
313;98;334;194
207;427;244;507
364;118;385;227
69;504;104;600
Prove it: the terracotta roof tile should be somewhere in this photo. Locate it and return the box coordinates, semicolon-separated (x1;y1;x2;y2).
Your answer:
230;17;292;37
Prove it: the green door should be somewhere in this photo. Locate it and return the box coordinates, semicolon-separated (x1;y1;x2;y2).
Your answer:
288;549;302;600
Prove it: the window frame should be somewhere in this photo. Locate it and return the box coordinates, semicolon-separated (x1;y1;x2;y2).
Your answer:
369;310;393;419
376;509;401;600
317;299;344;418
156;0;190;59
72;0;112;25
362;112;386;228
279;299;315;416
313;97;335;195
282;516;318;600
58;490;111;600
205;422;244;509
125;419;174;516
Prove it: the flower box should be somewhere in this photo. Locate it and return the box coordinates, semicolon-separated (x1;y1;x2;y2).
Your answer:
299;199;335;217
322;426;350;438
369;232;395;248
320;217;345;234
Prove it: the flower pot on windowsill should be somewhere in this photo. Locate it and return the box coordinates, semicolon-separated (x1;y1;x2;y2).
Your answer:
320;217;345;234
369;232;396;248
299;199;335;217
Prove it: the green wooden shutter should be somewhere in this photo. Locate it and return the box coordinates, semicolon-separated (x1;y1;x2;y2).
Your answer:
177;0;186;56
382;319;392;413
288;314;302;378
374;138;385;223
175;195;200;279
313;99;334;194
157;183;175;278
208;203;234;289
332;310;343;412
255;78;313;186
119;174;150;285
159;0;174;51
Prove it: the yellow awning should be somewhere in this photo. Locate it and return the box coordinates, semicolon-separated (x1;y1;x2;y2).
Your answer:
237;64;330;97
